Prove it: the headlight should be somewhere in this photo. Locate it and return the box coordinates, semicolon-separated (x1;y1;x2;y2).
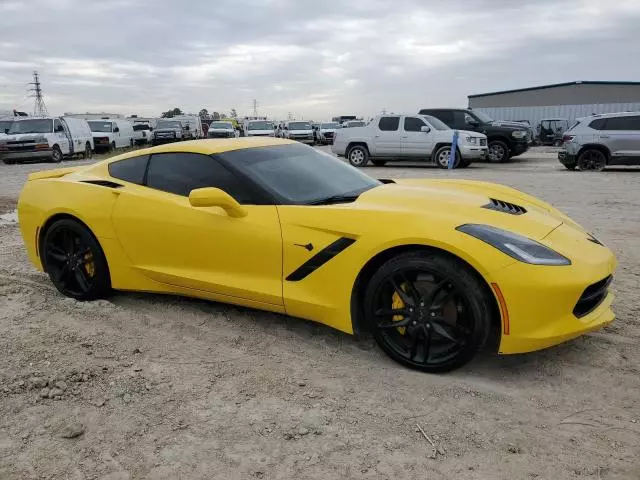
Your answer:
465;136;477;145
456;224;571;266
512;130;527;139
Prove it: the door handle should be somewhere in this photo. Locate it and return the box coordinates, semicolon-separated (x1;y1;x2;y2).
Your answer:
401;136;408;138
374;135;380;138
600;135;610;138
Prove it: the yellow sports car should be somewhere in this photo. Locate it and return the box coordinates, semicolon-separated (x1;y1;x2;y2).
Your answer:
17;138;616;372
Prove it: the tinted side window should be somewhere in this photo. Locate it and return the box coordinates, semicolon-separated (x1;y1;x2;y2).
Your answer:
53;119;63;131
403;117;426;132
108;155;149;185
146;152;252;203
429;110;455;125
378;117;400;131
589;119;606;130
603;116;640;130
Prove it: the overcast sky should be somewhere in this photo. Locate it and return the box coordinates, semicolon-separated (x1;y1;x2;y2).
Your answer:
1;0;639;120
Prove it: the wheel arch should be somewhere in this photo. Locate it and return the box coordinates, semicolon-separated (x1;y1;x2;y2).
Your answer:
350;244;501;349
577;144;611;163
486;136;512;149
346;141;370;154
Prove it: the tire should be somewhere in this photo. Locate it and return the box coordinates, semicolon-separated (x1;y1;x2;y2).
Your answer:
130;139;134;148
347;145;369;167
41;218;111;301
110;142;116;153
577;149;606;172
433;145;461;169
83;142;92;160
487;140;509;163
51;145;63;163
372;160;387;166
564;164;576;171
363;251;492;373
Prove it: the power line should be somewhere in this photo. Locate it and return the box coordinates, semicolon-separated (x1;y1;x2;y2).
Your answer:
28;71;48;117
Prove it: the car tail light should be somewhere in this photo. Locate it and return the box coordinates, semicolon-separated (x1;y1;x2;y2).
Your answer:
561;135;575;145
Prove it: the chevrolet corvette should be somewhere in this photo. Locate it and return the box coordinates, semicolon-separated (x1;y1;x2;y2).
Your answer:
17;138;616;372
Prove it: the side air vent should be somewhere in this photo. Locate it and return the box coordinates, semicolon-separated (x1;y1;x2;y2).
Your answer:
378;179;396;184
483;198;527;215
81;180;124;188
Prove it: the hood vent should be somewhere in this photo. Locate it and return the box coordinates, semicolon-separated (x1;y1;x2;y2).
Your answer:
483;198;527;215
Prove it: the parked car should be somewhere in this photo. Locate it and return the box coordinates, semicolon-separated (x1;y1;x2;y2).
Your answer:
244;120;276;137
207;121;238;138
316;121;341;145
152;119;189;145
1;117;14;136
558;112;640;171
282;121;315;144
172;115;204;139
88;119;134;152
332;114;487;168
1;116;94;164
343;120;367;128
418;108;529;163
132;122;153;146
537;118;570;146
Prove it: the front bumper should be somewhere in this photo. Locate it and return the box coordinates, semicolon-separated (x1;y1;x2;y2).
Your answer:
494;224;616;354
291;137;314;144
459;145;488;159
152;137;180;145
1;150;53;162
558;150;577;167
510;141;529;156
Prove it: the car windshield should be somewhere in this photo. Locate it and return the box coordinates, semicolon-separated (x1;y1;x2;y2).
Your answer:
289;122;311;130
8;119;53;134
132;124;150;131
321;123;339;129
422;115;449;131
157;120;182;129
217;143;380;205
345;121;366;127
248;121;274;130
0;120;13;133
472;110;493;123
210;122;233;129
88;121;113;132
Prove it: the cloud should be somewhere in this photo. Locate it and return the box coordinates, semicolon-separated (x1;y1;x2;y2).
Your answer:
1;0;639;119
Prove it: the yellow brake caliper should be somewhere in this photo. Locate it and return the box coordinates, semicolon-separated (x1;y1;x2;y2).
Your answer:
391;282;410;335
84;252;95;278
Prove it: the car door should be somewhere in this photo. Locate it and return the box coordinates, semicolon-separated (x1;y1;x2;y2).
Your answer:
372;116;402;156
601;115;640;162
401;116;436;157
110;152;284;308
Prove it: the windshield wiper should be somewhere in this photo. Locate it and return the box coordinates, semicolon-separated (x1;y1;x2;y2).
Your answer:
308;194;362;206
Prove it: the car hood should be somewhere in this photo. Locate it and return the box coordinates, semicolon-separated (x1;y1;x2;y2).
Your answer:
247;129;273;135
490;121;528;131
210;128;234;132
290;129;313;134
356;179;579;240
154;128;180;133
320;128;337;133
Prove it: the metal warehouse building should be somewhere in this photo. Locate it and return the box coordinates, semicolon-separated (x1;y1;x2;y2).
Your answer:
468;81;640;129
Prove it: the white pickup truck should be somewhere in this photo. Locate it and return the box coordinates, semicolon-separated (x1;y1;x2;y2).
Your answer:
331;114;488;168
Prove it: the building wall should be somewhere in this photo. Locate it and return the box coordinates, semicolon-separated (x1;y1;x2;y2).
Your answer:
475;102;640;133
469;83;640;108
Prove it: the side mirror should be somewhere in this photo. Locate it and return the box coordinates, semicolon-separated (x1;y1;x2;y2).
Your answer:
284;126;288;130
113;126;120;133
466;119;479;127
3;129;8;134
184;125;190;131
149;127;154;131
420;126;431;133
188;187;247;218
55;125;64;133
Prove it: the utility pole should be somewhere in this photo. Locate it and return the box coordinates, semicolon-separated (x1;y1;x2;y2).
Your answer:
29;71;48;117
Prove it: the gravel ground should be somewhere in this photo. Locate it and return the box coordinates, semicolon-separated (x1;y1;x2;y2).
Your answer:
1;147;639;480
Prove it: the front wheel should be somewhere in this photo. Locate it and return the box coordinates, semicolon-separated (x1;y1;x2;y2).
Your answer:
83;142;92;159
51;145;63;163
110;142;116;153
347;145;369;167
364;251;493;373
488;140;509;163
42;219;111;300
433;145;461;169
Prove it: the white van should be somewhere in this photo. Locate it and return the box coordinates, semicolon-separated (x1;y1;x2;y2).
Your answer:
244;119;276;137
87;118;134;152
1;116;94;164
172;115;203;139
0;117;14;137
132;121;153;146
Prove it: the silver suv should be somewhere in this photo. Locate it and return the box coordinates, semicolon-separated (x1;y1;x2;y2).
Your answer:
559;112;640;171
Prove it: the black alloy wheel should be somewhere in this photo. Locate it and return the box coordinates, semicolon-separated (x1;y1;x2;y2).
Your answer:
42;219;111;300
364;252;492;373
577;149;606;171
487;140;509;163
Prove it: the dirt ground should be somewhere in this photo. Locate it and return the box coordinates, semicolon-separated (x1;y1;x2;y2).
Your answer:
1;148;639;480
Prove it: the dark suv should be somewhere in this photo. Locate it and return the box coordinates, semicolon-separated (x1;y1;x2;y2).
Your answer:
418;108;530;163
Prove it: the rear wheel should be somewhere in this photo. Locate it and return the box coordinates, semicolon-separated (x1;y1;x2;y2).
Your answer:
42;219;111;300
364;251;492;373
488;140;509;163
347;145;369;167
130;139;134;148
434;145;461;169
83;142;92;159
51;145;63;163
577;149;606;171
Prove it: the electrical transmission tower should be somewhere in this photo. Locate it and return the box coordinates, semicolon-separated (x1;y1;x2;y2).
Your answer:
29;71;48;117
252;99;258;118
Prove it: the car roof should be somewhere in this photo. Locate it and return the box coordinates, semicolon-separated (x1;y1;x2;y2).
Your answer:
105;138;296;164
581;111;640;120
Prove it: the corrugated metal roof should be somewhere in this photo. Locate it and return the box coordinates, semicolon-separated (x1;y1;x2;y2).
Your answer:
468;81;640;99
